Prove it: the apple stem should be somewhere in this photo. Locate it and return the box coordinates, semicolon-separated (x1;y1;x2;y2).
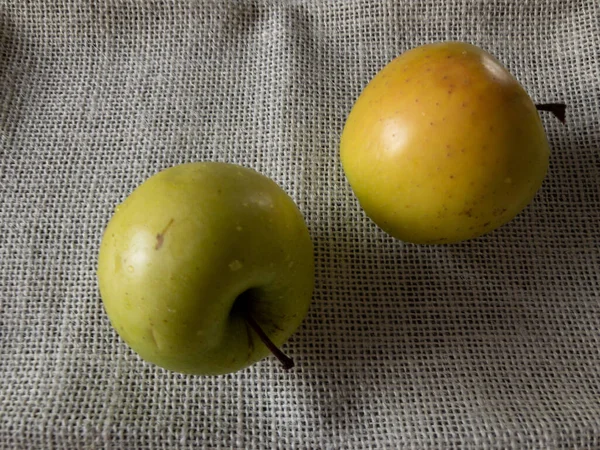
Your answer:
245;314;294;370
536;103;567;124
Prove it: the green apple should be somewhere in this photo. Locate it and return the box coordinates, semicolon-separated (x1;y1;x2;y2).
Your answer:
97;162;314;375
340;41;564;244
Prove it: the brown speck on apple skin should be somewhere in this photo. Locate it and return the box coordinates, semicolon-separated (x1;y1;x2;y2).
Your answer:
424;237;450;244
155;218;175;250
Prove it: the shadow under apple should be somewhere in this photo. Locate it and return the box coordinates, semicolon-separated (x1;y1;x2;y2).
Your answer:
286;124;599;436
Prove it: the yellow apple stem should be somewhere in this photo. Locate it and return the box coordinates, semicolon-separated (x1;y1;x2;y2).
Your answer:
536;103;566;124
245;314;294;370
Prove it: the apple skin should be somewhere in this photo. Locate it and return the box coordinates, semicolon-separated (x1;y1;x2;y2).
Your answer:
97;162;314;375
340;42;550;244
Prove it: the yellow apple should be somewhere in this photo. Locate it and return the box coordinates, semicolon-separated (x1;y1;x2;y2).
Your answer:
97;162;314;375
340;42;552;244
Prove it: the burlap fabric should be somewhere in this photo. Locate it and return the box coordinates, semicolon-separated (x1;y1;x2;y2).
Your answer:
1;1;599;448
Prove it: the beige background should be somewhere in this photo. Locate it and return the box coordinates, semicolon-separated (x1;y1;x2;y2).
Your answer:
1;1;599;448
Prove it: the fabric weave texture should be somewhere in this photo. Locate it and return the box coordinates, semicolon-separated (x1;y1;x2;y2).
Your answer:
1;1;599;448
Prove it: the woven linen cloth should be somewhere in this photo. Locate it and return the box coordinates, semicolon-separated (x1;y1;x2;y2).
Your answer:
1;0;599;448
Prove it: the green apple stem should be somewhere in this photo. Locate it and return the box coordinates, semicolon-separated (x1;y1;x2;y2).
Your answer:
245;314;294;370
536;103;566;124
